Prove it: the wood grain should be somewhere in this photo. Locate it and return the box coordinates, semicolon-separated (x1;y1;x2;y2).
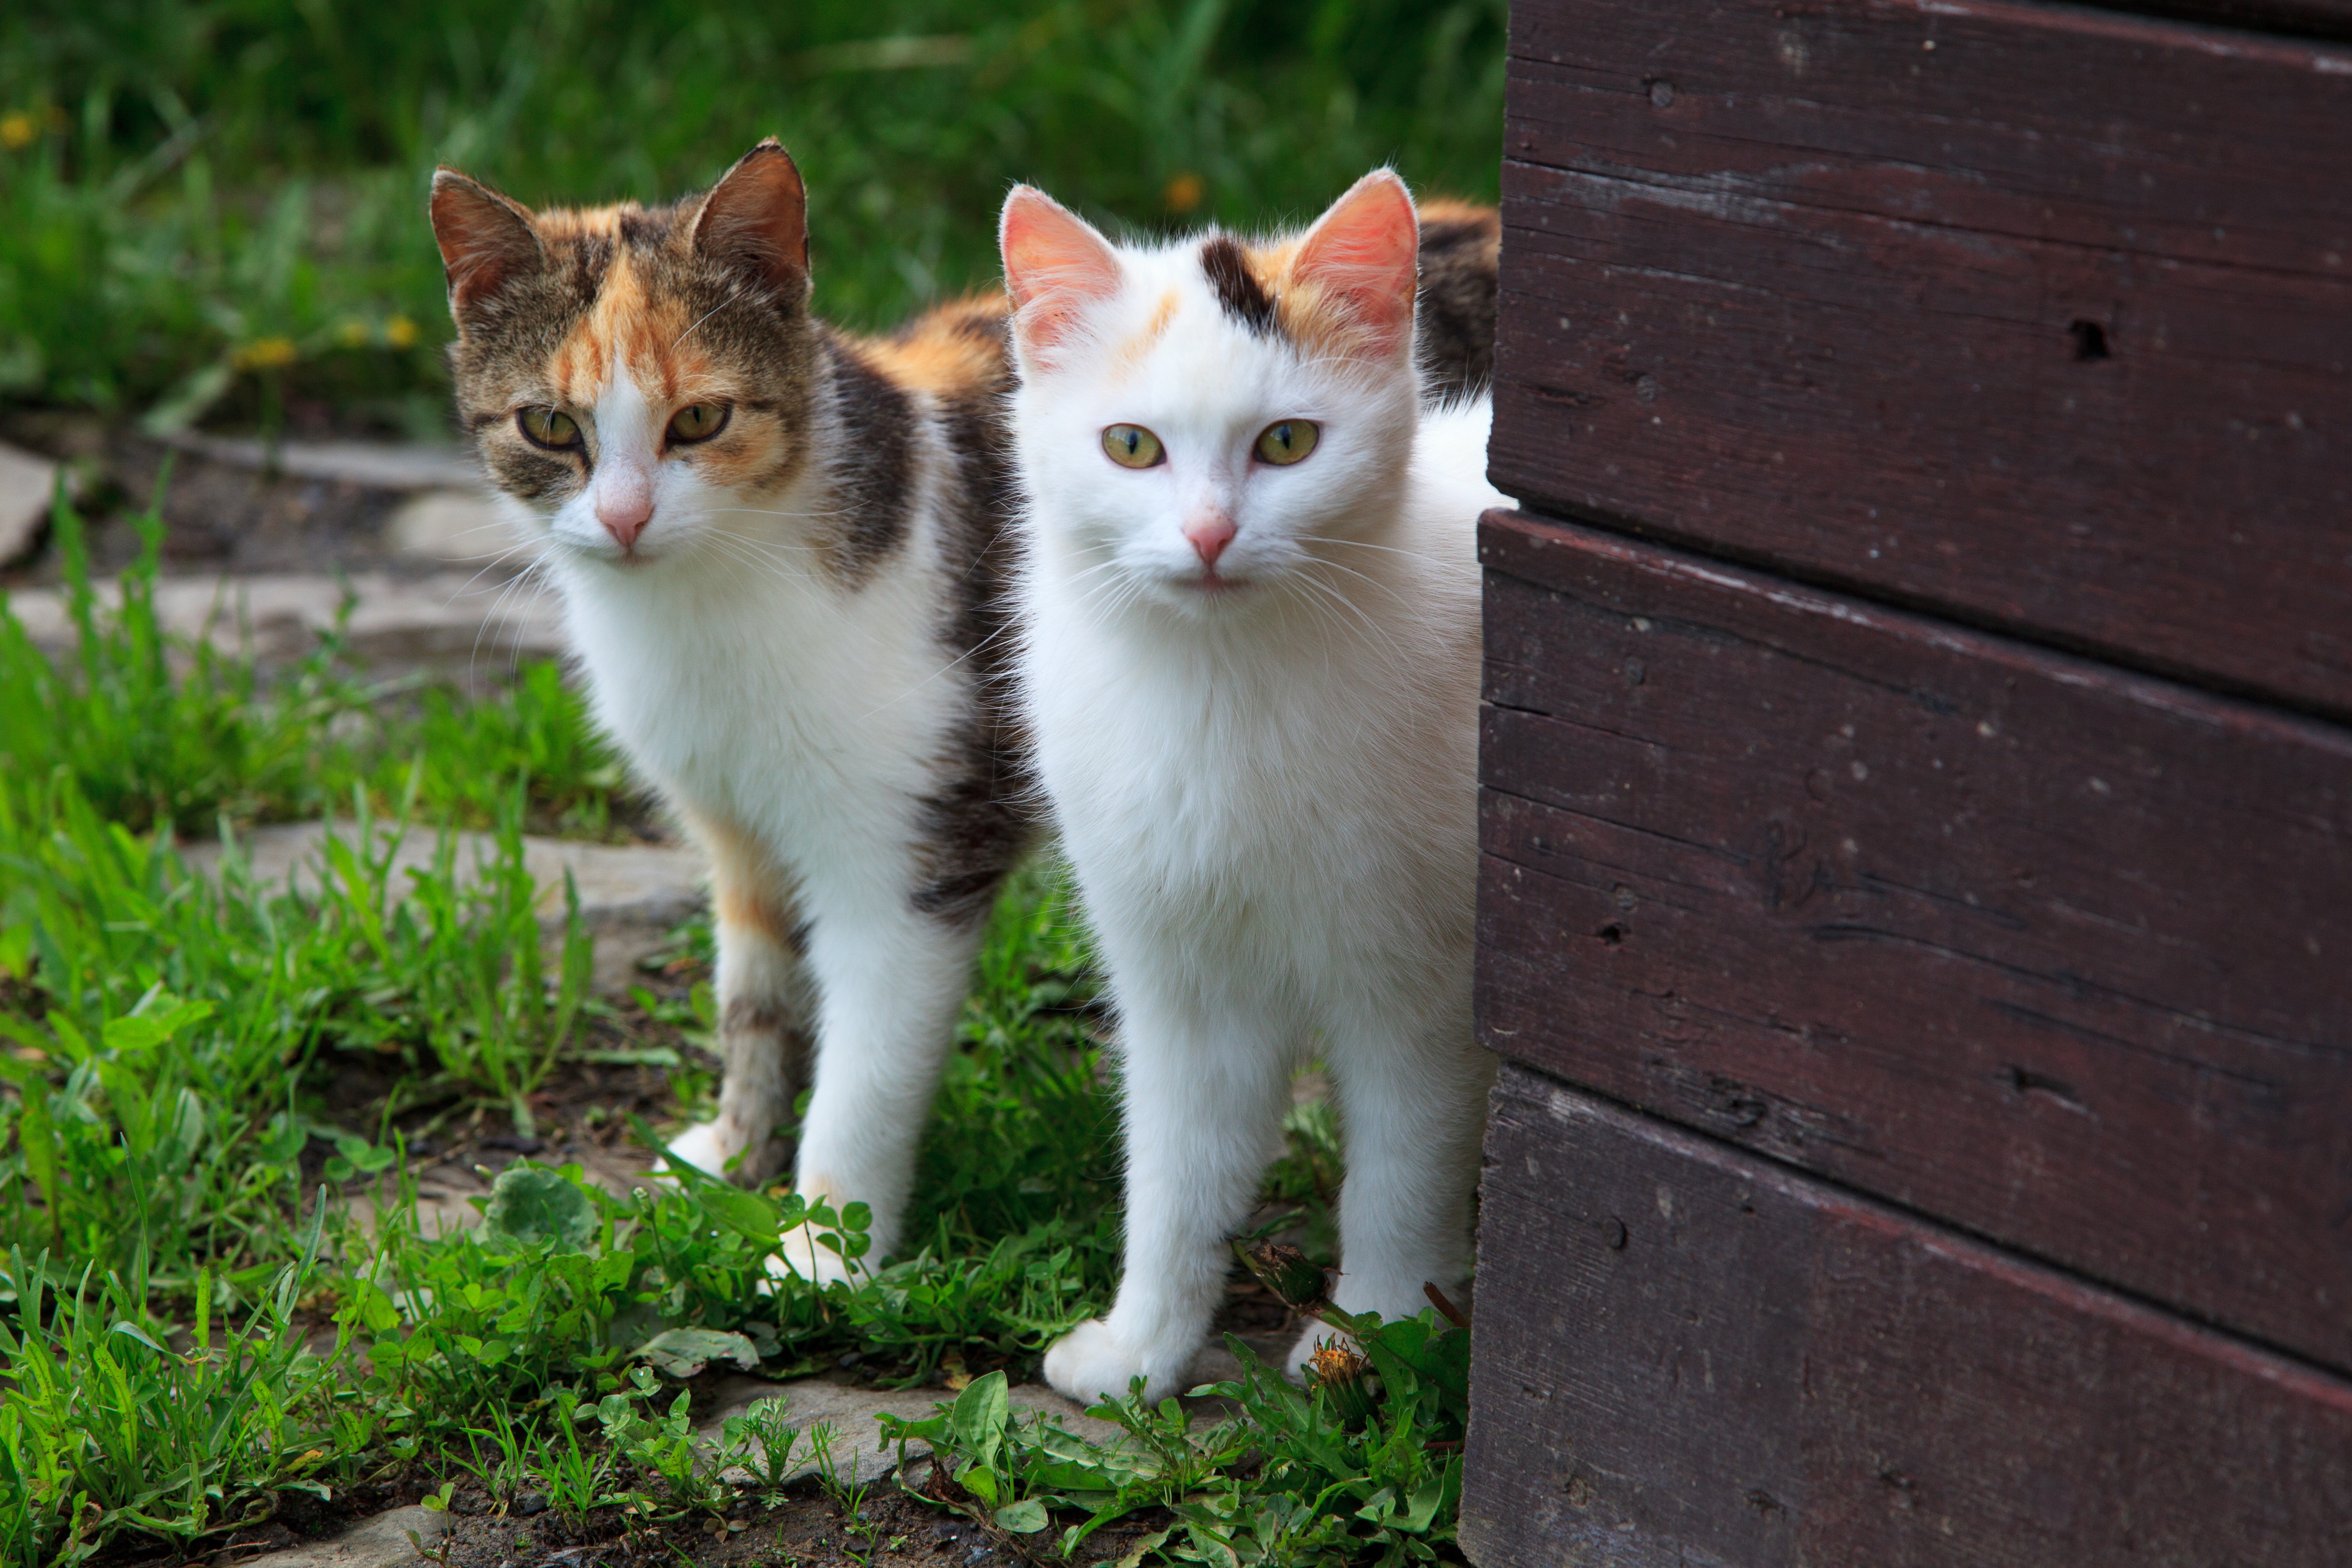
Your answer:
1491;0;2352;715
1460;1062;2352;1568
1475;507;2352;1371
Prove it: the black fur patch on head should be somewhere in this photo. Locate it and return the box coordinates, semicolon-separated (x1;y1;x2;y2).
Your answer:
817;337;917;585
1413;206;1500;401
906;360;1039;927
1200;236;1276;336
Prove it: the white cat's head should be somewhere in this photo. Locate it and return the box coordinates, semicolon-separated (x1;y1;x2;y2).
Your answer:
999;170;1422;617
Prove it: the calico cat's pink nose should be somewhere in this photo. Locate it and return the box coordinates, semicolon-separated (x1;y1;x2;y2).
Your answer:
1184;514;1236;568
597;474;654;550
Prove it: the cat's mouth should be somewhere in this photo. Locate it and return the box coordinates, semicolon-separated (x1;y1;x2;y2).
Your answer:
1184;565;1252;597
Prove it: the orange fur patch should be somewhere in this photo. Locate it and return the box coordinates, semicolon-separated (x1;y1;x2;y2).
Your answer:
688;809;801;953
1113;289;1182;376
859;293;1010;400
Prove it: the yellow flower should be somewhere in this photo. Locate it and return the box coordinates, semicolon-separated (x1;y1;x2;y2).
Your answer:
234;337;299;371
1162;172;1204;214
384;315;418;350
336;319;370;348
0;113;37;152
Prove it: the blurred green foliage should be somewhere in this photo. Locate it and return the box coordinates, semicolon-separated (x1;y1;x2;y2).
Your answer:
0;0;1505;425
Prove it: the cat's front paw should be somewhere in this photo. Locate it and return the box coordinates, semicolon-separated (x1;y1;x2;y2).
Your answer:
1043;1318;1193;1406
766;1225;864;1288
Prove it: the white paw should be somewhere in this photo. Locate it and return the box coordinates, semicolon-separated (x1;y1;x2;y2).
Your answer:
658;1122;739;1180
766;1225;863;1288
1043;1318;1193;1406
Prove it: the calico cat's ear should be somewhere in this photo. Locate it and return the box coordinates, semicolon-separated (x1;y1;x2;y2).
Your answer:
694;139;810;299
1000;186;1122;360
1285;168;1420;359
429;170;543;320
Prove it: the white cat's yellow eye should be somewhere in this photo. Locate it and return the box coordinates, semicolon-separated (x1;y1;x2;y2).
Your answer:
518;406;582;449
667;403;730;443
1254;420;1319;466
1102;424;1165;469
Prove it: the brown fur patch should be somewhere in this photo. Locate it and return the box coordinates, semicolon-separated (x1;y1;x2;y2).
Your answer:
1201;236;1277;335
1414;200;1500;399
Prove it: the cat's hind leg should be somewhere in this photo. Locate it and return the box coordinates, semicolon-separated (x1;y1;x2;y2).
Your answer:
666;815;813;1187
1296;1011;1493;1372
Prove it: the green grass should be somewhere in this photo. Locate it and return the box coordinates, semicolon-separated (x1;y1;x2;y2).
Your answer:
0;501;1415;1567
0;0;1505;429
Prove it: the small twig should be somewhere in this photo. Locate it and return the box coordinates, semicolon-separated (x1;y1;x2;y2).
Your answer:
1422;1283;1470;1329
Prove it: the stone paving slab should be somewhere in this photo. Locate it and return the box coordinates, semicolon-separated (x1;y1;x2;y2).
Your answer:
159;432;485;492
0;439;57;568
6;569;564;666
695;1335;1283;1491
387;490;519;564
235;1505;447;1568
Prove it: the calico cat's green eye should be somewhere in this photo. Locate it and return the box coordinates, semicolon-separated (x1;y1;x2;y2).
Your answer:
1102;424;1165;469
519;406;582;449
1254;419;1319;466
667;403;730;443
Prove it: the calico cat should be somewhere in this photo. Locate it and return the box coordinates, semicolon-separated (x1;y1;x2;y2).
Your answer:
999;170;1510;1402
429;139;1501;1280
429;140;1029;1275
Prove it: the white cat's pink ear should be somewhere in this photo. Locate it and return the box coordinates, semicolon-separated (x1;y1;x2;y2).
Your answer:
1001;187;1122;358
1286;168;1420;358
694;139;810;298
429;170;543;320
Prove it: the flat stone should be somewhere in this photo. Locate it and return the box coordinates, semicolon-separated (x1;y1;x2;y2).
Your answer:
233;1505;447;1568
697;1375;1132;1489
183;822;704;993
0;439;59;567
159;433;483;492
387;490;518;563
5;569;564;666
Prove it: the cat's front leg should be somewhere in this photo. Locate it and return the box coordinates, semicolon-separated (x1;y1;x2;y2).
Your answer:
1288;1013;1493;1373
667;821;812;1187
1044;986;1295;1406
774;895;984;1283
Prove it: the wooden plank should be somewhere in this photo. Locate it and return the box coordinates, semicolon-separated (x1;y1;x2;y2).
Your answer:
1492;0;2352;716
1460;1062;2352;1568
1475;507;2352;1371
2103;0;2352;40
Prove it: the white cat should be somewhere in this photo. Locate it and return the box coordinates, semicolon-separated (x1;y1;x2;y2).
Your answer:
998;170;1509;1402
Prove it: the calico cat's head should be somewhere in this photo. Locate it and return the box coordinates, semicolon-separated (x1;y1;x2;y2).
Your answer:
429;140;820;569
999;169;1422;614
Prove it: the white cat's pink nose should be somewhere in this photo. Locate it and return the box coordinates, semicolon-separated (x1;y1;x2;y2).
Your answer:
597;473;654;550
1184;514;1236;568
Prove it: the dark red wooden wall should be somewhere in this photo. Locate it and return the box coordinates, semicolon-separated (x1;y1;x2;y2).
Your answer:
1462;2;2352;1563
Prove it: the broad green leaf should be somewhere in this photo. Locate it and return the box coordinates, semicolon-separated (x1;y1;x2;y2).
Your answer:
479;1165;597;1251
949;1370;1010;1471
994;1498;1049;1534
693;1183;780;1245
